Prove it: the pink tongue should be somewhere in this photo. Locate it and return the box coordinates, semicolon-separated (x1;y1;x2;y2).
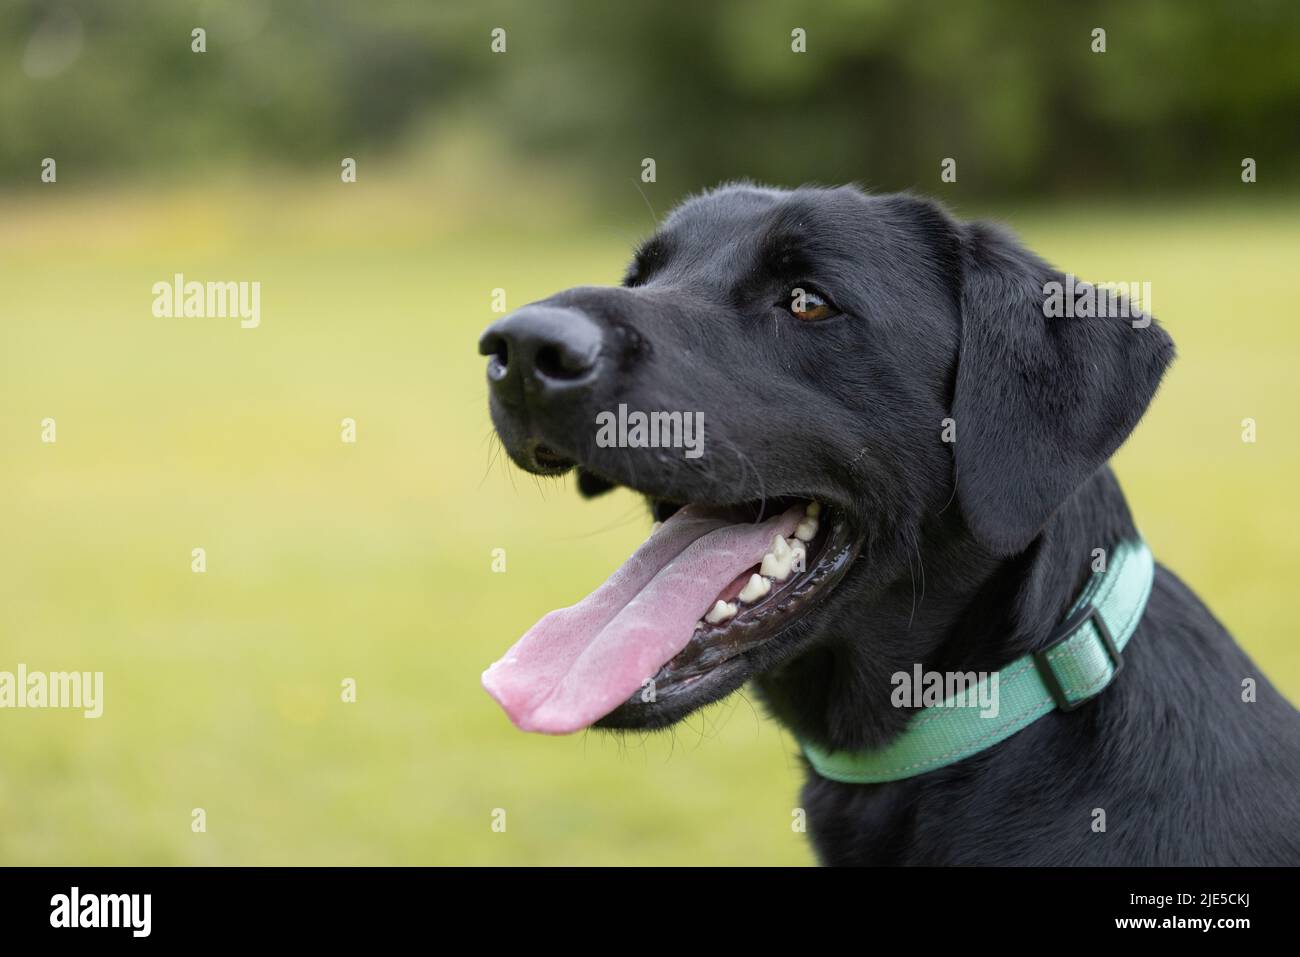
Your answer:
482;504;802;734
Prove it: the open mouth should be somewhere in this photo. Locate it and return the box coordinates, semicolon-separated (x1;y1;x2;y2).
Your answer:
481;496;861;733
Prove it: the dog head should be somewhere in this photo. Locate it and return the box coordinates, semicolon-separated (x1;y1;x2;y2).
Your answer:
478;183;1173;734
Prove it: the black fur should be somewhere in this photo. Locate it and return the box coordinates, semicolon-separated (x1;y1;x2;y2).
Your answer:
482;183;1300;865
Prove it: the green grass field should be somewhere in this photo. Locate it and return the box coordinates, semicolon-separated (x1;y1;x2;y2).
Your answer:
1;178;1297;865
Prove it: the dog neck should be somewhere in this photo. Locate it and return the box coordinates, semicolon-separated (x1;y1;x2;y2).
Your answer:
755;466;1140;754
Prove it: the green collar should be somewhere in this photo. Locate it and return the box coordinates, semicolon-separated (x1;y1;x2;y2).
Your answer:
799;538;1155;784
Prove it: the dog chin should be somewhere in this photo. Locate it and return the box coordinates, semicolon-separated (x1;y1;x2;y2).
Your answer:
593;654;755;730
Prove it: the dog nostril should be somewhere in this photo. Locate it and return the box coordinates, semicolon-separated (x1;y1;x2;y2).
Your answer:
481;306;602;391
534;343;592;381
484;336;509;381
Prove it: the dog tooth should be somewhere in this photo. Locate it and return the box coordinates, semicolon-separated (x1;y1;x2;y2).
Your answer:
738;573;771;603
806;501;821;518
794;517;818;542
760;552;793;581
788;537;807;572
704;600;738;624
760;534;795;580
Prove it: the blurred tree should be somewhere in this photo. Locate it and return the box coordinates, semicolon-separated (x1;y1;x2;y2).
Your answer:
2;0;1297;198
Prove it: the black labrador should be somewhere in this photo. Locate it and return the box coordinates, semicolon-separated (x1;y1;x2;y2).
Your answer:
478;183;1300;865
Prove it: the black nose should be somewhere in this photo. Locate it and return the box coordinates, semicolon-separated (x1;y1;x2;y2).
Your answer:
478;305;604;406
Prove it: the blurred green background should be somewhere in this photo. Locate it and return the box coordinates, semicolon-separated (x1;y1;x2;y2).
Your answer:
1;1;1297;865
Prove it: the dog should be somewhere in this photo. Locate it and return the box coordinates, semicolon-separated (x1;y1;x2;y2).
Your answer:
478;182;1300;865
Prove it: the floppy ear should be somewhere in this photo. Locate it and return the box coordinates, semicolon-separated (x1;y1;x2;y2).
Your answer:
953;222;1175;556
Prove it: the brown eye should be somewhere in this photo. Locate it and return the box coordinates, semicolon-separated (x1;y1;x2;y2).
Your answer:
787;287;835;321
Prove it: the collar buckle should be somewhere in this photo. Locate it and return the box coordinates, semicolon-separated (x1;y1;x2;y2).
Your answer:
1032;604;1124;712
